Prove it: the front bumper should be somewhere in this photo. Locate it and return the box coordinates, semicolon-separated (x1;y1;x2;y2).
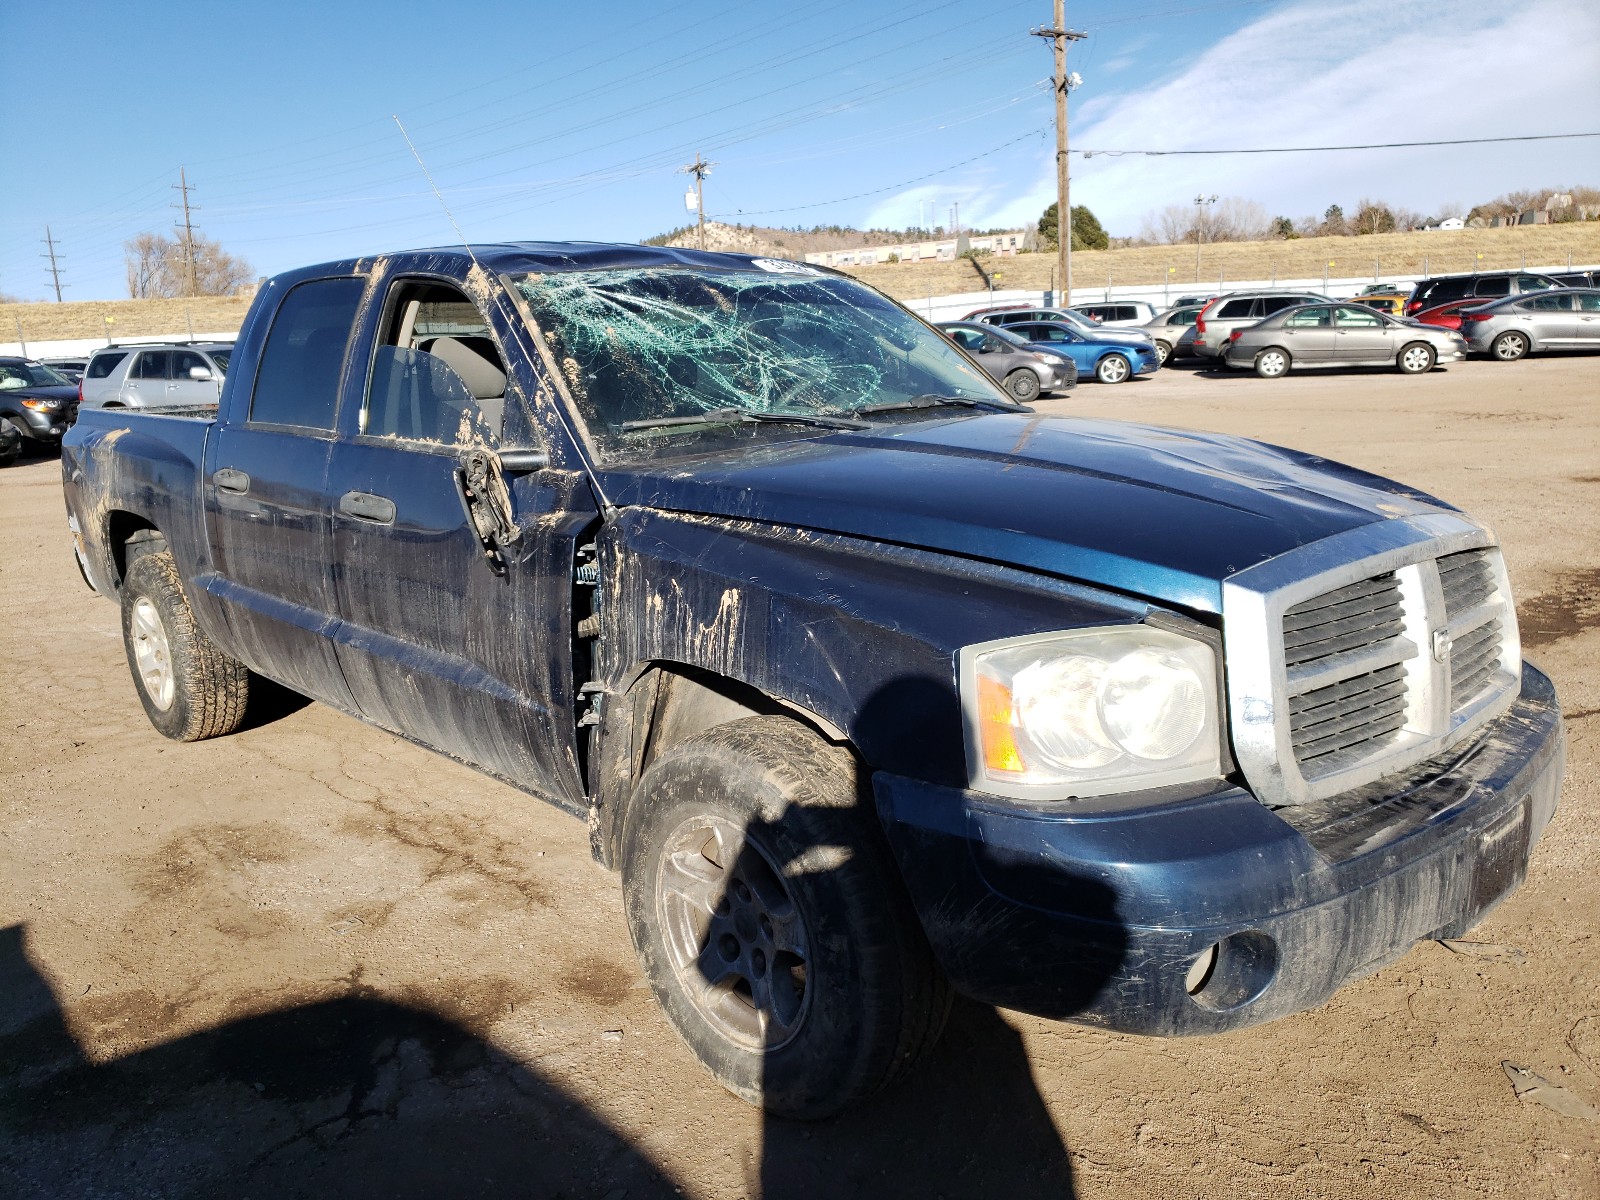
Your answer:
875;665;1563;1035
7;404;75;442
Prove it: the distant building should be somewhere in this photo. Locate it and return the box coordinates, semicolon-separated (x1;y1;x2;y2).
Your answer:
804;229;1030;268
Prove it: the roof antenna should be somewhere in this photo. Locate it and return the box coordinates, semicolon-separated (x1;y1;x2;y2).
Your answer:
393;114;484;276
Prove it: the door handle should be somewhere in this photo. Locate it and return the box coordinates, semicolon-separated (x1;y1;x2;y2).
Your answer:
213;468;250;494
339;490;396;524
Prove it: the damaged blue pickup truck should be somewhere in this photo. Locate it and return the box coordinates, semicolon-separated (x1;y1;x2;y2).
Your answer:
62;244;1564;1118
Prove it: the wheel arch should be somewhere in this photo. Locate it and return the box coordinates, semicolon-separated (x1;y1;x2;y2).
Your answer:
106;511;166;591
589;661;847;869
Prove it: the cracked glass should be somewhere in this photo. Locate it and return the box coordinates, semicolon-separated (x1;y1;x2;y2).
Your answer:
511;267;1008;461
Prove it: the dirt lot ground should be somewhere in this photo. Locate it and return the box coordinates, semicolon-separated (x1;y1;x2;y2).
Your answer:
2;353;1597;1199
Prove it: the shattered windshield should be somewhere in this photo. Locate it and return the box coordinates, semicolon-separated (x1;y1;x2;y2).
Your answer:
511;266;1009;460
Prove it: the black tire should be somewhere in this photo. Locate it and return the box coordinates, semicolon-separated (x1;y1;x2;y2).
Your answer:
1095;353;1131;384
3;417;31;460
1397;342;1435;375
1002;369;1041;402
1153;339;1173;366
120;548;250;741
1254;347;1291;378
0;438;19;467
621;715;951;1120
1491;331;1529;362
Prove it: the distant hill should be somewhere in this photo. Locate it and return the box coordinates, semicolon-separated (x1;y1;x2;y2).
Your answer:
645;221;943;259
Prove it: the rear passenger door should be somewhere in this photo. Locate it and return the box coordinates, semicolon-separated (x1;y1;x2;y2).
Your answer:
120;350;169;407
201;276;365;709
327;273;594;799
1279;306;1338;362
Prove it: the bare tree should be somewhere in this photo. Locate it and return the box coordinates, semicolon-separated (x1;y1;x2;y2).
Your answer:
124;231;253;298
1352;198;1397;235
1138;196;1269;245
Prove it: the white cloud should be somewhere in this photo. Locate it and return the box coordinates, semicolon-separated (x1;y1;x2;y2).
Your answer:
874;0;1600;235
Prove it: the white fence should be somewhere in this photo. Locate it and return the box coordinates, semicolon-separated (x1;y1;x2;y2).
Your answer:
0;331;239;359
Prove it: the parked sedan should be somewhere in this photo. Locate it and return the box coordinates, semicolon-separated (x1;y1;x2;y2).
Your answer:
1223;303;1466;377
1459;288;1600;360
965;305;1155;344
1004;320;1161;383
1412;298;1487;332
1140;305;1205;365
937;322;1076;399
0;357;79;449
39;357;88;383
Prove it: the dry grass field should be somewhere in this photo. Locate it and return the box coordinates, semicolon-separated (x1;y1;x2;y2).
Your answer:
846;223;1600;300
5;222;1598;345
1;295;254;347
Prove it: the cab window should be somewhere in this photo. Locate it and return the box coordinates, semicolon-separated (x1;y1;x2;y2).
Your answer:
363;279;509;446
250;277;366;429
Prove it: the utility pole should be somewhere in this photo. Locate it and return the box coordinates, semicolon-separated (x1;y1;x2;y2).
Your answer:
1034;2;1085;306
40;227;66;302
679;154;714;251
1193;193;1217;281
172;167;200;296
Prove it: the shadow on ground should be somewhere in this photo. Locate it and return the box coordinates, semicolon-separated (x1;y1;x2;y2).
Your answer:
2;918;1084;1198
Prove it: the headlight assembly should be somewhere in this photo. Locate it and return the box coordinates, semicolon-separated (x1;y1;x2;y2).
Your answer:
960;625;1222;800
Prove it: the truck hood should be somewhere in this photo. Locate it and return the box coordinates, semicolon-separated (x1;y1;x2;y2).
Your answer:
596;414;1450;614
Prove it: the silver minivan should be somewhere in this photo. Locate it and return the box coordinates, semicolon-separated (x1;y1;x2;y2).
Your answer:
79;342;233;410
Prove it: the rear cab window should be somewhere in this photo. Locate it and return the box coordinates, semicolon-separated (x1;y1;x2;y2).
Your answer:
249;278;366;430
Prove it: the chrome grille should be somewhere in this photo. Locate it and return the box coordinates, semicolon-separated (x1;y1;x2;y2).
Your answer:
1440;548;1505;708
1283;575;1410;771
1221;516;1523;807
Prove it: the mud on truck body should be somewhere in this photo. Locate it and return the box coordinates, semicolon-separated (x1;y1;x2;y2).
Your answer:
61;244;1565;1119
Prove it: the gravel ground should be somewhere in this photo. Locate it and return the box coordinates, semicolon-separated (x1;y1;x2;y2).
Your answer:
2;353;1596;1199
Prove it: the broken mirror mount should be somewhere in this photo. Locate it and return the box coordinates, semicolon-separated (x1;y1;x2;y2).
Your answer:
497;447;549;474
454;448;521;577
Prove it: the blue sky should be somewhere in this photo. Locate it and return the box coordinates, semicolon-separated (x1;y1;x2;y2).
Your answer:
3;0;1597;301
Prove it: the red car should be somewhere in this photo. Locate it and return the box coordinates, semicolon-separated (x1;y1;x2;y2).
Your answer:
1412;298;1486;331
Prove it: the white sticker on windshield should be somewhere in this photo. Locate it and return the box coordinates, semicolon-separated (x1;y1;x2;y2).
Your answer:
750;258;823;276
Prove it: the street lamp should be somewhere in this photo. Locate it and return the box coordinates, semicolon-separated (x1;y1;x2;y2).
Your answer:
1194;193;1218;280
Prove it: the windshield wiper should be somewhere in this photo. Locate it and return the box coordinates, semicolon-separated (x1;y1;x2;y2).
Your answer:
848;392;1028;417
620;406;869;434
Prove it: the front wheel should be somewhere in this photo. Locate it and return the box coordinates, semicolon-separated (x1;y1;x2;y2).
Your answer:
120;548;251;741
1397;342;1435;374
1002;369;1041;401
1254;348;1291;378
1095;353;1131;384
621;716;951;1120
1491;331;1529;361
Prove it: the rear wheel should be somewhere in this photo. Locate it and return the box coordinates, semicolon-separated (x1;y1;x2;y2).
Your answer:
1153;339;1173;366
1095;353;1131;384
1254;348;1291;378
621;716;951;1120
1002;369;1041;401
1397;342;1435;375
120;548;251;741
1491;331;1529;361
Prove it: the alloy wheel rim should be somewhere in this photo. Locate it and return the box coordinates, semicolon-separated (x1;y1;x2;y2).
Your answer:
1102;357;1128;382
1496;337;1523;360
1403;347;1431;372
1261;352;1286;375
656;813;812;1052
131;597;176;711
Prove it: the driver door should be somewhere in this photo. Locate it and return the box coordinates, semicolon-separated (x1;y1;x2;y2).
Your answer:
328;274;597;801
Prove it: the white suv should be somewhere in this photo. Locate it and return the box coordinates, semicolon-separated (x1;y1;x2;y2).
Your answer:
1070;300;1160;327
79;342;233;410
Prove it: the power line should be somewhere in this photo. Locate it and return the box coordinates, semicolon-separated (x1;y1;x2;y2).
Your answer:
679;154;715;250
1077;131;1600;157
40;227;66;302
